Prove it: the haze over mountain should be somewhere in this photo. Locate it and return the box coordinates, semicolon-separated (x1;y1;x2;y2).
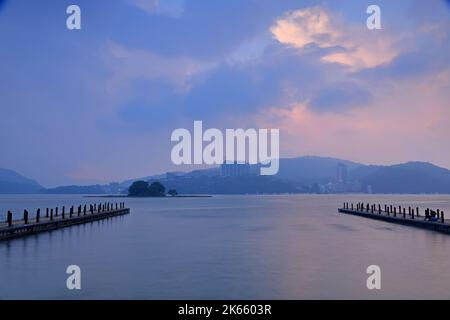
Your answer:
274;156;362;185
2;157;450;194
0;168;43;194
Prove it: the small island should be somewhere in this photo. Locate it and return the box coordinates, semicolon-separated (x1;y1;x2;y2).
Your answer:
128;181;168;197
128;181;206;198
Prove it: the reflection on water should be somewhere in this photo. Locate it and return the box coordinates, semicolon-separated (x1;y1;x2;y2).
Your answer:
1;194;450;299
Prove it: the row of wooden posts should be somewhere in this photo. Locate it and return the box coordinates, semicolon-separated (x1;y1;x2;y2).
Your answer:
3;202;126;228
343;202;445;223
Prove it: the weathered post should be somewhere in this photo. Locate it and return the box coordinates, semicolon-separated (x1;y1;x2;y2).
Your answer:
351;203;354;210
46;208;49;218
55;207;58;217
442;211;445;223
437;209;441;220
36;208;40;223
403;209;406;218
62;206;65;219
90;205;93;214
416;207;419;217
78;205;81;217
116;203;118;210
408;207;411;216
7;211;12;227
83;205;87;216
390;205;393;213
23;210;29;225
50;208;54;221
70;206;74;218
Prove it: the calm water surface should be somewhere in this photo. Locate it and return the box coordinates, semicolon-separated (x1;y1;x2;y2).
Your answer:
1;194;450;299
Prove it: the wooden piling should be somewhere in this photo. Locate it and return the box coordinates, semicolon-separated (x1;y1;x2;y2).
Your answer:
7;211;12;227
24;210;29;225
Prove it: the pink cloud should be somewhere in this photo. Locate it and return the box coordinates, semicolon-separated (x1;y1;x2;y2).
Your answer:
270;6;401;70
255;70;450;168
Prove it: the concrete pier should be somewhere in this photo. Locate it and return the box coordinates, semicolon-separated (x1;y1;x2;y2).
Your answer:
0;202;129;241
339;203;449;234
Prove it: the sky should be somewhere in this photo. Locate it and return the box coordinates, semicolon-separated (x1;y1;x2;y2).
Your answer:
0;0;449;187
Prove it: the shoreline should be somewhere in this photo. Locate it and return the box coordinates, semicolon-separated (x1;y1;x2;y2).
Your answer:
84;195;213;198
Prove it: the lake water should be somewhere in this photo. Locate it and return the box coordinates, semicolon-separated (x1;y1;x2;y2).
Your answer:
1;194;450;299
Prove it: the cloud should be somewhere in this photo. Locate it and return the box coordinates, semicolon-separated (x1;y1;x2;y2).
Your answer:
270;6;400;70
254;68;450;168
104;41;215;97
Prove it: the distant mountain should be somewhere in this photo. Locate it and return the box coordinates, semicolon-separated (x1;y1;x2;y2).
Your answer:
356;162;450;194
0;168;43;194
4;157;450;195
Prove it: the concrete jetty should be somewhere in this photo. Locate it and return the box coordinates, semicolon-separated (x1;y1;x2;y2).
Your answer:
338;202;450;234
0;202;129;241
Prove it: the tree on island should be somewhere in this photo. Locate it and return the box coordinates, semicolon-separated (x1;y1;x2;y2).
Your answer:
128;181;167;197
149;181;166;196
168;189;178;197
